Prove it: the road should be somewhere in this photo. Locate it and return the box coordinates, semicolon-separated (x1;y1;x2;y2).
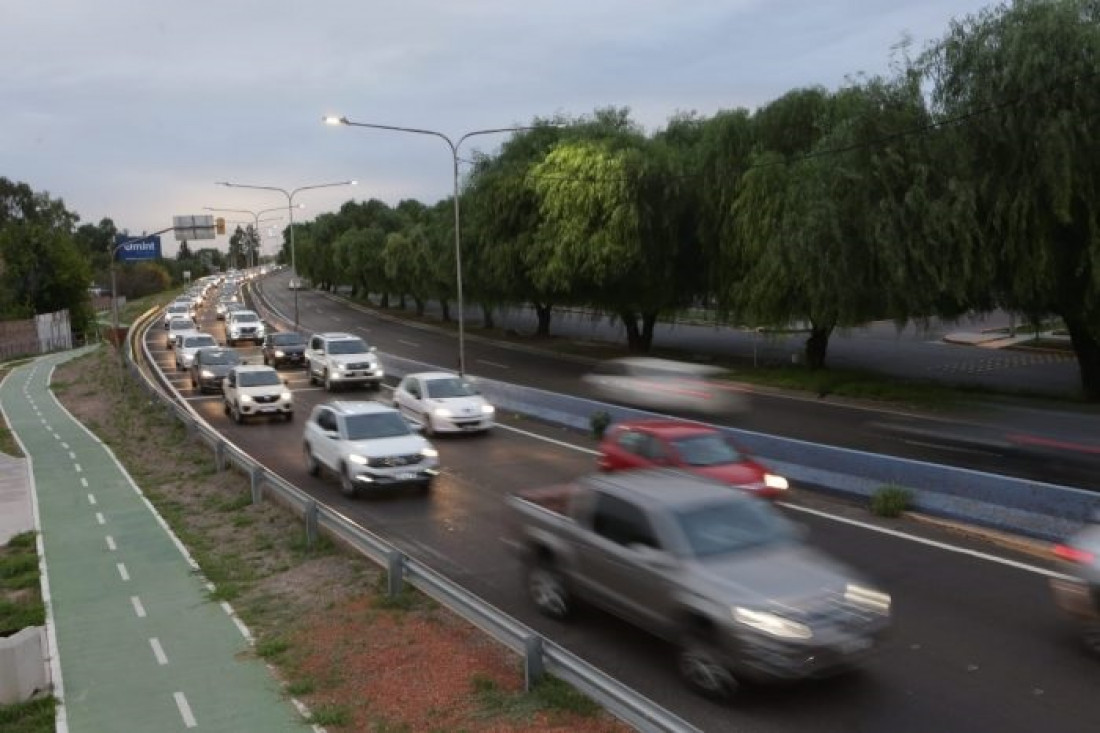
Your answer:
138;287;1100;733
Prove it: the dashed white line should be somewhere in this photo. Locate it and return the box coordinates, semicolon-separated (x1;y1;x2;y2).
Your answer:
131;596;146;618
116;563;130;581
398;339;420;348
149;637;168;665
221;601;254;642
477;359;510;370
80;477;88;488
105;536;116;551
174;692;197;728
87;494;96;505
95;512;106;525
61;442;69;449
74;464;82;473
68;451;76;460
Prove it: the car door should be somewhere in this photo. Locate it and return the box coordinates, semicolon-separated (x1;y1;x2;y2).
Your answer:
404;379;426;422
606;429;652;470
307;336;324;377
223;369;237;405
312;407;341;470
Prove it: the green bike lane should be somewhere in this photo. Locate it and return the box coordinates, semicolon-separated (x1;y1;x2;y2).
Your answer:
1;349;310;733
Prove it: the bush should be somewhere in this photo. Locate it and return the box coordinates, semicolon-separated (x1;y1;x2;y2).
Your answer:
870;485;913;518
589;411;612;440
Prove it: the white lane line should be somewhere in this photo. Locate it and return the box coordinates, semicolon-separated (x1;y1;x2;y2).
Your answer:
68;451;76;460
87;494;96;505
174;692;197;728
105;536;116;551
498;423;600;455
778;503;1075;581
131;595;146;618
356;326;372;333
61;442;69;449
149;638;168;665
398;339;420;348
95;512;106;525
74;463;82;473
52;433;60;440
477;359;510;370
116;563;130;581
80;477;88;488
221;601;254;642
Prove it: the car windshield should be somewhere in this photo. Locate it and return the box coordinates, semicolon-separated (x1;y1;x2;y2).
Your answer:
425;378;477;398
672;434;743;466
200;350;241;366
271;333;305;346
343;412;411;440
170;320;194;330
184;336;217;348
328;338;368;354
233;313;259;323
239;371;281;387
673;499;797;558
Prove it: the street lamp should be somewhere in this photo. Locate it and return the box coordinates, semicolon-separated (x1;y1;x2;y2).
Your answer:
215;180;357;330
204;206;293;270
324;116;544;376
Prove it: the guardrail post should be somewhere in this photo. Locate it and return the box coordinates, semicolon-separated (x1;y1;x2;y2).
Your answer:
305;500;319;548
386;551;405;598
214;440;227;472
523;635;545;691
250;466;264;504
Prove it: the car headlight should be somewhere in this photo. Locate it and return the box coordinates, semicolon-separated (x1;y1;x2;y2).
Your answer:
421;447;439;458
481;404;495;414
844;584;891;614
763;473;789;491
280;392;292;401
732;608;813;640
201;370;214;378
348;454;368;465
240;394;253;403
336;362;347;370
274;350;285;357
433;407;453;418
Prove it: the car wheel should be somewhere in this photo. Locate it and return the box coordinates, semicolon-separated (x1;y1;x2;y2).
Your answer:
527;561;571;620
223;400;230;416
232;402;243;424
323;370;334;392
307;363;317;386
284;411;293;422
678;631;737;699
419;479;433;495
262;354;269;365
339;462;356;497
422;415;435;437
304;445;319;476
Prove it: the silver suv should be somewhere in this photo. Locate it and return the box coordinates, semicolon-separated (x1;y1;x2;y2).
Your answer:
225;309;266;346
306;332;384;391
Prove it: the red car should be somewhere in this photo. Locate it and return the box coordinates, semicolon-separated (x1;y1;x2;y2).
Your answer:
596;419;789;500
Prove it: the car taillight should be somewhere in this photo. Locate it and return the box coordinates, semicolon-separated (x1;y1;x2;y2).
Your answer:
1053;544;1095;565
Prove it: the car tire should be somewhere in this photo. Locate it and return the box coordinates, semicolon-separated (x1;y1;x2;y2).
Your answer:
263;354;269;365
422;415;435;437
678;631;737;700
323;370;334;392
304;445;319;476
527;561;572;620
339;462;356;497
223;400;230;416
284;411;293;422
232;402;243;424
307;363;317;386
419;479;433;495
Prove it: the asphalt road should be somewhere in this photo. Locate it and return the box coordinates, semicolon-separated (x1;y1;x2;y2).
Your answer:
140;292;1100;733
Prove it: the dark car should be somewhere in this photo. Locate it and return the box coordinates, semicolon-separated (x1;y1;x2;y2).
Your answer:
262;332;307;368
189;347;242;393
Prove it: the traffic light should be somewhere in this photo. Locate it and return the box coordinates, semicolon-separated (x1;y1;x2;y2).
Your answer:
216;217;226;235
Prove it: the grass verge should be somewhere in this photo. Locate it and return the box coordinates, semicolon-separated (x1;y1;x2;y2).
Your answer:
0;531;44;636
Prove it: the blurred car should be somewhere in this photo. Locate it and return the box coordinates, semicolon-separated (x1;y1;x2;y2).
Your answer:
597;419;788;500
222;364;293;423
581;357;748;416
392;371;495;435
174;333;219;371
189;347;243;393
165;316;199;349
162;302;191;328
261;331;307;368
215;295;239;320
226;309;266;346
1051;516;1100;653
302;400;439;496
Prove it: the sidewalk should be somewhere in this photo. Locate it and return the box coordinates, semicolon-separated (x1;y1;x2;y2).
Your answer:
0;348;309;732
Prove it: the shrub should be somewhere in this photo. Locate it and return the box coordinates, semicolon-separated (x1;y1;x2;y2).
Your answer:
870;485;913;518
589;411;612;440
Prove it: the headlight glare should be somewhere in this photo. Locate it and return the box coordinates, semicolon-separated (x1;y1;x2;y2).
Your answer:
845;584;891;613
433;408;453;418
732;608;813;640
348;454;368;465
481;404;495;414
764;473;789;491
421;447;439;458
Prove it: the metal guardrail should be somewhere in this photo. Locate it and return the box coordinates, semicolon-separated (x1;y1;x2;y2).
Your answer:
124;303;701;733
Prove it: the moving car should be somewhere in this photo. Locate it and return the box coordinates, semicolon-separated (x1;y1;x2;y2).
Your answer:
597;419;788;500
306;332;384;391
392;371;494;435
302;401;438;496
510;469;891;698
162;302;191;328
222;365;293;423
581;357;748;416
166;316;199;349
1050;516;1100;653
189;347;243;393
225;309;266;346
174;333;219;371
262;331;307;369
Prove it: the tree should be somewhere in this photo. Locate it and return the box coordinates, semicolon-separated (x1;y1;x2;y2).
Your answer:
919;0;1100;398
177;240;193;260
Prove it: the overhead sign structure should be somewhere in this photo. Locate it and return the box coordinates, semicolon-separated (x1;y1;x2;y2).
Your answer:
173;214;217;241
114;234;162;261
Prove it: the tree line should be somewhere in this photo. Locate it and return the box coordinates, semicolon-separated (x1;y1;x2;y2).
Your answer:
287;0;1100;398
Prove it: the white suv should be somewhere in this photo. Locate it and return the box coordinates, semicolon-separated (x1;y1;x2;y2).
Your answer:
306;333;384;391
222;365;293;423
302;401;438;496
225;309;266;346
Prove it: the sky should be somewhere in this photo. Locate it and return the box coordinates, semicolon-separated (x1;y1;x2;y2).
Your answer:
2;0;994;256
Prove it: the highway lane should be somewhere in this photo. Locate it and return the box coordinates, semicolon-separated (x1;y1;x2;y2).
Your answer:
143;299;1100;733
256;274;1100;490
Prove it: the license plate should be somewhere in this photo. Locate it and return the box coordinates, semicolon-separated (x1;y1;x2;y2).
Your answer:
396;472;417;480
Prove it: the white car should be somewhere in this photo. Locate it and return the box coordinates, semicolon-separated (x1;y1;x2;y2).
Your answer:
163;302;191;328
222;365;293;423
166;317;199;349
175;333;219;370
393;372;494;435
306;332;384;391
581;357;749;416
225;309;266;346
302;401;438;497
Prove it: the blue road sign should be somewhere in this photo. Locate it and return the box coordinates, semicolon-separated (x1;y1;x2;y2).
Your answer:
114;234;162;261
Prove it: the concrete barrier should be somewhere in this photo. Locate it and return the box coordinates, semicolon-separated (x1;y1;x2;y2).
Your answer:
0;626;48;704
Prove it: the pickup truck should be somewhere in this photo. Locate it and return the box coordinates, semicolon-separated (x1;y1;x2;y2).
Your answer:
509;469;892;699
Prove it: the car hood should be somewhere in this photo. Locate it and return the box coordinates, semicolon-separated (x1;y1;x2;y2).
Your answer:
428;396;486;416
689;543;860;606
238;384;287;398
330;354;376;367
346;434;427;458
690;461;766;486
273;343;305;353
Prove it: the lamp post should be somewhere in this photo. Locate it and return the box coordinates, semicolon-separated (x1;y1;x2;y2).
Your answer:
204;206;289;270
215;180;357;330
324;116;543;376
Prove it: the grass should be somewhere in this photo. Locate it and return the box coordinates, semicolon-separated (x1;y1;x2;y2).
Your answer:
256;637;290;658
0;423;23;458
0;695;56;733
870;485;913;518
471;674;602;720
307;705;351;727
0;532;44;635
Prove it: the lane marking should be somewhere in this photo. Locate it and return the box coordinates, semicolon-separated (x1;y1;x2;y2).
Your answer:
95;512;105;525
221;601;254;642
74;463;82;473
87;494;96;505
131;596;146;618
116;563;130;581
80;477;88;488
398;339;420;348
477;359;510;370
174;692;197;728
68;451;76;459
105;536;116;551
61;442;69;449
149;637;168;665
498;423;600;455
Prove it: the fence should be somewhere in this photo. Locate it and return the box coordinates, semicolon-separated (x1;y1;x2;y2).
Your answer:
0;309;72;361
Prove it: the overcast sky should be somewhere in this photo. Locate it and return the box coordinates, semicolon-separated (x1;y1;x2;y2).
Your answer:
3;0;992;255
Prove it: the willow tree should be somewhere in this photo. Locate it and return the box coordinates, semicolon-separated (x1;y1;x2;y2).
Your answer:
921;0;1100;398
